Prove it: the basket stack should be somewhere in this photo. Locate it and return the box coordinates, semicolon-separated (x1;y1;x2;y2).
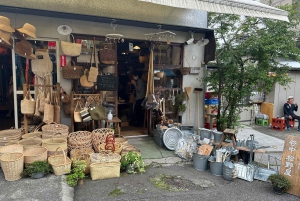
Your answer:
92;128;114;152
67;131;93;152
0;129;23;146
42;123;69;139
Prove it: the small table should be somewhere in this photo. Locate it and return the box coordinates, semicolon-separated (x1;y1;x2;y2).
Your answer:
205;113;217;130
105;117;121;137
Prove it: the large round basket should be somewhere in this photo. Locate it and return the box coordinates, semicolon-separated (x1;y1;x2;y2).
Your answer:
92;128;114;152
42;123;69;139
68;131;93;151
0;153;24;181
48;147;71;176
42;137;67;157
23;147;48;166
70;148;94;160
18;138;42;150
98;143;122;154
0;144;23;167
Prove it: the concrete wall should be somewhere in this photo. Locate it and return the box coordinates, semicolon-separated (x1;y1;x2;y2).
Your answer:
0;11;206;130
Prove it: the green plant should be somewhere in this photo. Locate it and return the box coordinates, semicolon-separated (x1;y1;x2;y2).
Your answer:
22;161;52;178
176;104;186;112
268;174;292;193
121;151;145;173
66;158;86;187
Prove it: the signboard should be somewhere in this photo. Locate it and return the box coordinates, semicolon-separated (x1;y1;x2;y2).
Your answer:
48;41;56;49
97;76;118;91
280;135;300;197
60;55;66;67
190;67;201;74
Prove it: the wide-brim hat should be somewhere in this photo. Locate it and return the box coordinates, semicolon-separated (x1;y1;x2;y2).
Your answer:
0;30;12;46
17;23;36;39
0;16;15;33
288;96;294;100
15;40;36;60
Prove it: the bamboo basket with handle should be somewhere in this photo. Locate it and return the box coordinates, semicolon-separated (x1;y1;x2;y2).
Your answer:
48;147;71;176
42;135;67;157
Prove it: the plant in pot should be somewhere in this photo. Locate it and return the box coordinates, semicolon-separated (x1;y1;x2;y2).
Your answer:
268;174;292;195
176;104;186;116
66;158;86;187
22;161;52;179
175;93;186;116
121;151;145;174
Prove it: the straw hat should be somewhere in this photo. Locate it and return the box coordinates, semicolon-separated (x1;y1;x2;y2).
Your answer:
15;40;36;60
0;16;15;33
288;96;294;100
0;30;12;46
17;23;36;39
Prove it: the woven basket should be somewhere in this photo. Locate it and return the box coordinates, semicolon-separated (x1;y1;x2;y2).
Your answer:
179;67;190;75
68;131;93;149
22;131;42;139
90;162;120;180
90;152;121;164
0;129;23;144
21;91;36;115
48;147;71;176
99;143;122;154
42;123;69;139
62;61;84;79
61;35;82;57
42;137;67;157
0;144;23;167
70;148;94;160
99;46;116;65
0;153;24;181
18;138;42;150
115;137;128;145
121;145;141;156
23;147;47;166
78;153;91;175
92;128;114;152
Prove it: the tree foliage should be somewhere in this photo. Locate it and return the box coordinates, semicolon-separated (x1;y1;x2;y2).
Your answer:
206;4;300;130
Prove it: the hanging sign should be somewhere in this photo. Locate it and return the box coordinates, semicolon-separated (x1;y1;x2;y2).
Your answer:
60;55;67;67
48;41;56;50
280;135;300;197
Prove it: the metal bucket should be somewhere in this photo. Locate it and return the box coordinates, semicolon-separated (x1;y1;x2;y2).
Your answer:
213;131;223;144
199;128;211;140
193;154;209;171
209;161;223;176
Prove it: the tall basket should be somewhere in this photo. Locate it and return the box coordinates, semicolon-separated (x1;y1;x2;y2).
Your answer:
0;153;24;181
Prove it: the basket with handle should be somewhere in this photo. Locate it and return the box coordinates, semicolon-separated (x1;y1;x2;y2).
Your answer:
48;147;71;175
61;34;82;57
92;128;114;152
99;44;116;65
23;147;48;166
42;134;67;157
98;142;122;155
70;148;94;160
0;152;24;181
115;137;128;145
62;61;84;79
42;123;69;139
90;162;120;180
21;91;36;115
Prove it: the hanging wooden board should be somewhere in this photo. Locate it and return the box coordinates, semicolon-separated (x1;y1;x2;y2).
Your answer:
280;135;300;197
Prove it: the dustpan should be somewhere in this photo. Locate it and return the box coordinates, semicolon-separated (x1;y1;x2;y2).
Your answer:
254;155;278;182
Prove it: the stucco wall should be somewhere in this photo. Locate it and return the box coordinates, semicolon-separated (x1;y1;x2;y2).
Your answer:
0;11;206;130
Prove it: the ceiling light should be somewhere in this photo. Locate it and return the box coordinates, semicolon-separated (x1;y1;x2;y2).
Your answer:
133;46;140;50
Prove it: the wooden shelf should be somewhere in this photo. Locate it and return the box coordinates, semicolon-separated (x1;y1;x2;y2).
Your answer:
153;64;182;69
154;87;181;92
212;142;266;153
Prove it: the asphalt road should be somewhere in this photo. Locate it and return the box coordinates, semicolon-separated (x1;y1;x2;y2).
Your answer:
74;164;299;201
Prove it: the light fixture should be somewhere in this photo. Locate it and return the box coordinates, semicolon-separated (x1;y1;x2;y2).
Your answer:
196;38;209;46
144;25;176;42
133;45;140;50
57;25;72;35
105;19;124;43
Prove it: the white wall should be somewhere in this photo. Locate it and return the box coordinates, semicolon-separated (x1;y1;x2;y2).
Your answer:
0;11;206;129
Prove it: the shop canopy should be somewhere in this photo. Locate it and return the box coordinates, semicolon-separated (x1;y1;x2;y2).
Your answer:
138;0;289;22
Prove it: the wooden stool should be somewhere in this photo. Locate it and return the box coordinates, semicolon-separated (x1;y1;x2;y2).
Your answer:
105;117;121;137
219;129;237;148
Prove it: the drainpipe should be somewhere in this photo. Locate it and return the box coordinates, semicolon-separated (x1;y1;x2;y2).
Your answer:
203;63;207;129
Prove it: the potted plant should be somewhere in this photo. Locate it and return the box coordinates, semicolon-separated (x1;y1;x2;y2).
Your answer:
121;151;145;174
176;104;186;116
22;161;52;179
268;174;292;195
66;158;86;187
175;93;186;116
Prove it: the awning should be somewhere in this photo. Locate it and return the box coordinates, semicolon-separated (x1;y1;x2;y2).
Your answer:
138;0;289;22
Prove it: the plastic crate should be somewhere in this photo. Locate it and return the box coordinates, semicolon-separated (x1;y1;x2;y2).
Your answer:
205;98;219;105
255;118;268;126
152;130;165;148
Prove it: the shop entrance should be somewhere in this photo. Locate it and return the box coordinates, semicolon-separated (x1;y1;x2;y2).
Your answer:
0;47;14;130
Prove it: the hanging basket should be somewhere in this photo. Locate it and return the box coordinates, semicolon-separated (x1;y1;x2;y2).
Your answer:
62;61;84;79
179;67;190;75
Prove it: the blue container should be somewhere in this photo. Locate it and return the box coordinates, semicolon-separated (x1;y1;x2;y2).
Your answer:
205;98;219;105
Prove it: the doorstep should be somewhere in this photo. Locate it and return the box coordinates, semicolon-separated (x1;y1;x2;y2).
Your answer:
127;136;192;166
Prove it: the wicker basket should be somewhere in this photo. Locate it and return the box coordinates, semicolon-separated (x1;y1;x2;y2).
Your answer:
115;137;128;145
0;129;23;145
98;143;122;154
70;148;94;159
90;162;120;180
62;61;84;79
78;153;91;175
48;147;71;176
92;128;114;152
42;137;67;157
99;47;116;65
22;131;42;139
0;144;23;167
90;152;121;164
179;67;190;75
42;123;69;139
18;138;42;150
68;131;93;150
121;145;141;156
23;147;48;166
0;153;24;181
